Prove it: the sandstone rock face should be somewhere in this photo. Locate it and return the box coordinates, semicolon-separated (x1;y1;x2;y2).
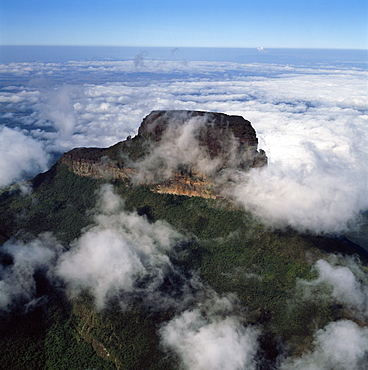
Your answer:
59;110;267;198
60;150;130;181
154;171;217;199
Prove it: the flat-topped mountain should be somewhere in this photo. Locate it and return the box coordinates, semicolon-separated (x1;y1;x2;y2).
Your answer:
59;110;267;198
139;110;258;148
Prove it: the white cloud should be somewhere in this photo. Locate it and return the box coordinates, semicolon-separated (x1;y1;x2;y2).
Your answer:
130;112;222;184
0;233;61;311
1;54;368;369
0;184;191;314
37;84;82;138
281;320;368;370
298;257;368;315
0;58;367;233
0;126;49;187
159;294;259;370
231;147;368;233
313;259;367;308
1;60;367;367
56;184;182;309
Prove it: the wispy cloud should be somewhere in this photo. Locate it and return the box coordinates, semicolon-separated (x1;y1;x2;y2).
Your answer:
298;256;368;315
1;184;368;368
0;233;61;311
37;84;82;139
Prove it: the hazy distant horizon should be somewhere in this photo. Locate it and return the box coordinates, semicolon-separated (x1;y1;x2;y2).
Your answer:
1;45;367;65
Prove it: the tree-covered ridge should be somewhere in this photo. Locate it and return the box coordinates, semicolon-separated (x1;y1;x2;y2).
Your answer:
1;160;367;369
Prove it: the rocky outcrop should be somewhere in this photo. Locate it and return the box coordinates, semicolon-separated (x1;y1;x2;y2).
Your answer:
154;170;217;199
60;151;131;181
59;110;267;198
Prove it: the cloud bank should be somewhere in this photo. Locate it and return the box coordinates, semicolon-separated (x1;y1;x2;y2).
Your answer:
1;57;367;233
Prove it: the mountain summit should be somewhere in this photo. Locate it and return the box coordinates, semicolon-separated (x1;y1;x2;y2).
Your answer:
138;110;267;168
59;110;267;198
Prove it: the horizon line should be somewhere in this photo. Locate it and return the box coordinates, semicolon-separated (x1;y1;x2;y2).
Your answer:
1;44;367;52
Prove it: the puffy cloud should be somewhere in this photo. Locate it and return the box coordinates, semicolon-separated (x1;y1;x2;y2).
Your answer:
0;126;49;188
283;256;368;369
231;148;368;233
281;320;368;370
159;294;259;370
0;184;190;313
298;257;368;315
0;233;61;311
56;184;182;309
313;259;367;308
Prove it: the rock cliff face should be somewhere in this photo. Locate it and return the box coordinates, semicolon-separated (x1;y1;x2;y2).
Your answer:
59;110;267;198
154;171;216;199
60;151;130;181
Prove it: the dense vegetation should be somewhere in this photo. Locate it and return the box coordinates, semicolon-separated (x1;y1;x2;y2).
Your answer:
116;181;361;356
0;162;367;369
0;164;101;244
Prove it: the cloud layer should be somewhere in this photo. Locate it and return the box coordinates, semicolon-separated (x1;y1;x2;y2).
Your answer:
1;57;367;234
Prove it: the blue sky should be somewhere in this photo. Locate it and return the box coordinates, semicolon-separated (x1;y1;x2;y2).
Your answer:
0;0;367;49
